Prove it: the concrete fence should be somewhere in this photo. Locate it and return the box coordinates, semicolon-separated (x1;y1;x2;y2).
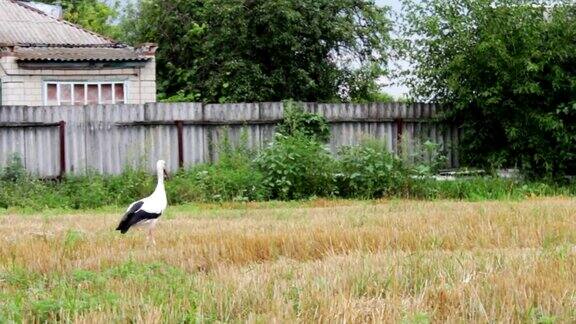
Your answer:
0;102;460;177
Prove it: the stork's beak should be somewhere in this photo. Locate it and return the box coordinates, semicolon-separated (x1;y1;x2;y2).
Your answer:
164;169;169;180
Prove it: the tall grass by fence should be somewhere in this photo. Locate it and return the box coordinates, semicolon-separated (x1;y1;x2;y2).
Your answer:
0;102;459;177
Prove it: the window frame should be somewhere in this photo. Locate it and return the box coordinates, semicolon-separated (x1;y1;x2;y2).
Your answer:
43;81;128;106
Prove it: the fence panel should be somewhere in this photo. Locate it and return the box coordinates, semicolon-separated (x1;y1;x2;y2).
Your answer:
0;102;459;177
0;106;61;177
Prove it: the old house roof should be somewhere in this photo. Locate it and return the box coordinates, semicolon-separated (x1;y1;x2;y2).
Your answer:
14;46;148;62
0;0;153;62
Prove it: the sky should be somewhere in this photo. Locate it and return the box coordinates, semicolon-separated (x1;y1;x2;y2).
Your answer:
376;0;404;11
376;0;410;98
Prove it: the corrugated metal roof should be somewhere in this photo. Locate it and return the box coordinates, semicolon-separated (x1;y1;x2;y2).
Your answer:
15;46;148;61
0;0;113;46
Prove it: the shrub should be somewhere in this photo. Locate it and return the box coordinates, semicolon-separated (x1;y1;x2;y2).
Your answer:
1;154;27;182
168;162;268;203
256;133;335;200
0;179;64;210
103;168;155;206
59;173;110;209
406;140;449;176
335;140;408;198
403;0;576;178
167;132;269;203
0;155;66;210
255;101;335;199
276;100;330;142
1;128;575;211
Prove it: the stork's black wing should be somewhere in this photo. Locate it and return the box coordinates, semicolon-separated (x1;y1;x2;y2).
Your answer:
115;201;161;234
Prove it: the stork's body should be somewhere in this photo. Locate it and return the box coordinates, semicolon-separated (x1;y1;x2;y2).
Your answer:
116;160;168;244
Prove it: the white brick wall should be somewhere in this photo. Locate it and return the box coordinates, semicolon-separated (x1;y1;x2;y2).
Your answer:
0;56;156;106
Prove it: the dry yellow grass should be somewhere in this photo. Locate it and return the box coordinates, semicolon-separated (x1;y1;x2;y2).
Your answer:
1;198;576;322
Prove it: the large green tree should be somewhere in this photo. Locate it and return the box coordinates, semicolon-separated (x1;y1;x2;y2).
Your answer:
45;0;120;39
120;0;391;103
402;0;576;178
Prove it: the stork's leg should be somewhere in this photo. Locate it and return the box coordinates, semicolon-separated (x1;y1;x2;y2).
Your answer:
147;228;152;245
148;227;156;246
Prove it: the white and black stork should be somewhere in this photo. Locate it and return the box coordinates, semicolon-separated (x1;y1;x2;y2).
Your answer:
116;160;168;245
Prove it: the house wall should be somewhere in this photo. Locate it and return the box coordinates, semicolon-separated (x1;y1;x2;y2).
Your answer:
0;56;156;106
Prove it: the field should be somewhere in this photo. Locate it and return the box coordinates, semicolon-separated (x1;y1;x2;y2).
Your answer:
1;198;576;323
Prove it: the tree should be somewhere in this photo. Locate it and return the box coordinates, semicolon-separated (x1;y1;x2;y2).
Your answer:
402;0;576;178
119;0;391;103
45;0;120;39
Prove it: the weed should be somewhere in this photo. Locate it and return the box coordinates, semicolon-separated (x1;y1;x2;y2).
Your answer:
277;100;330;142
256;133;335;199
335;139;408;198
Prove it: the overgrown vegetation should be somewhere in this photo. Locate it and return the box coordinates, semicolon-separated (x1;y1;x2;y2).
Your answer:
401;0;576;178
275;101;331;143
0;155;154;210
168;134;269;203
1;104;574;211
256;133;336;200
335;140;408;199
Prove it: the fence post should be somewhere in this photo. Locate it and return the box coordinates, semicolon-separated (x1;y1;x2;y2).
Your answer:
59;120;66;179
395;117;403;155
175;120;184;169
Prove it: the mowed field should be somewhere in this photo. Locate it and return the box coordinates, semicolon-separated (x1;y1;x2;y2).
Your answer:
1;198;576;323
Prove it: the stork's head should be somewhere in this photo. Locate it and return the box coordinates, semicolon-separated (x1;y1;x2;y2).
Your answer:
156;160;168;178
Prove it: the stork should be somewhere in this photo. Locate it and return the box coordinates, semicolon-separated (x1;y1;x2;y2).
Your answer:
116;160;168;245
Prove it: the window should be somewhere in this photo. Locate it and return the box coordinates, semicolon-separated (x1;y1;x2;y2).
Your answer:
74;84;85;105
100;84;113;104
46;83;58;105
44;82;127;106
60;84;72;105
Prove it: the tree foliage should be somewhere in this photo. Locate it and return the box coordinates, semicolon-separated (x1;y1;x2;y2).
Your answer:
402;0;576;178
45;0;121;39
119;0;391;103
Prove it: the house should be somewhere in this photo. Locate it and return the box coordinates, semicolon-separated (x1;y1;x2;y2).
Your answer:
0;0;157;106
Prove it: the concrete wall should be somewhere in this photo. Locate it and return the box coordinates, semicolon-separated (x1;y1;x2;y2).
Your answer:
0;56;156;106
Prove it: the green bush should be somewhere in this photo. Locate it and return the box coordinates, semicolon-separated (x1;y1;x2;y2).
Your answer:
1;154;27;182
0;156;64;210
406;140;449;176
335;140;408;198
276;100;331;142
0;179;64;210
168;160;268;204
256;133;336;200
54;169;156;209
168;133;269;203
103;168;155;206
403;0;576;178
254;100;335;200
59;173;110;209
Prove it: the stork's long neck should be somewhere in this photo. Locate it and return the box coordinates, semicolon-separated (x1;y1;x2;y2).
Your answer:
153;167;165;195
